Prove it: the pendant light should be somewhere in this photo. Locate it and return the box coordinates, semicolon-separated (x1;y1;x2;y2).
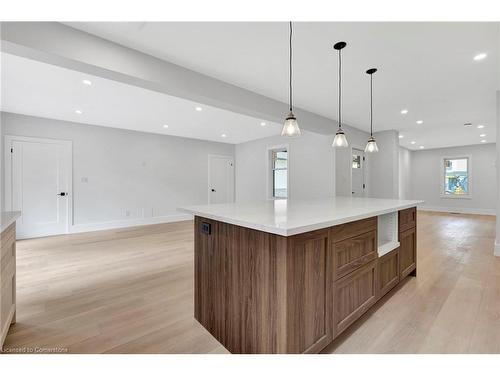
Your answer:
364;68;379;153
281;21;301;137
332;42;348;148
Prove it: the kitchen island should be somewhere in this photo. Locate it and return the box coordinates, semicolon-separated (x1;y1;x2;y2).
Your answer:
180;197;422;354
1;211;21;350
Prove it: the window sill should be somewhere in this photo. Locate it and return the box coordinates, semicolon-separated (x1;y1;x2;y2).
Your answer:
440;194;472;200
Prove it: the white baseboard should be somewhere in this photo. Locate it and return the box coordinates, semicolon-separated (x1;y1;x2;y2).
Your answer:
418;205;496;216
495;241;500;257
70;213;193;234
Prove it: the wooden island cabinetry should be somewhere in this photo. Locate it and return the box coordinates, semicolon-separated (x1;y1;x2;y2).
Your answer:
182;198;421;354
1;212;20;350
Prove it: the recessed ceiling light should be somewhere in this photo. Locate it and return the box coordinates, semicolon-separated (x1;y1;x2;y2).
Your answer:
82;79;92;86
195;106;203;112
464;123;472;127
411;141;416;145
221;134;227;138
260;122;266;127
481;139;486;143
163;124;169;128
75;109;83;114
400;109;408;115
480;134;486;137
416;120;423;124
473;53;487;61
398;134;404;139
477;124;485;129
419;146;425;149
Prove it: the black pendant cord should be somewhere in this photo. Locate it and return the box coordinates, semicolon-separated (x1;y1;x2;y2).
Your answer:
370;73;373;137
289;21;293;112
338;47;342;129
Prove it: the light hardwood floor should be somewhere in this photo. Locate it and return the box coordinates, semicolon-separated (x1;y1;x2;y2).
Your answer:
3;211;499;354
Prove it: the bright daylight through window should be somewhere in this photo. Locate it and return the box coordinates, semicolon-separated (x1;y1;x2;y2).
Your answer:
272;149;288;198
443;157;469;196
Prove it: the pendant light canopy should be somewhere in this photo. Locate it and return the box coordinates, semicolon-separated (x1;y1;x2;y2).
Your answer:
281;21;301;137
364;68;379;153
332;42;348;148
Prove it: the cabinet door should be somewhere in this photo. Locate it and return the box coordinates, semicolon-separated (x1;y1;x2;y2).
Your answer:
399;227;416;278
334;260;377;337
286;229;333;354
377;248;399;298
1;223;16;349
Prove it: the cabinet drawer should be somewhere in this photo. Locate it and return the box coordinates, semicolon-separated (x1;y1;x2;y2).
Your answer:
334;260;377;337
399;207;416;233
330;217;377;243
333;230;377;280
377;248;399;298
400;227;416;278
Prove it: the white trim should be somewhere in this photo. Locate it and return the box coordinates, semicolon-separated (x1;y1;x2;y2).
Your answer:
207;154;235;204
494;240;500;257
69;213;193;234
418;205;495;216
440;155;472;199
351;147;366;197
266;144;289;200
4;135;73;236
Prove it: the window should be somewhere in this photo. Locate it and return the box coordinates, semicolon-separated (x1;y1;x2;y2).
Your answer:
352;154;362;169
442;157;470;197
271;149;288;198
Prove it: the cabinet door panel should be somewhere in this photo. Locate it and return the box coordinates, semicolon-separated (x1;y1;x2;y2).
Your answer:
399;227;416;278
377;248;399;298
287;229;333;353
334;260;377;336
1;224;16;349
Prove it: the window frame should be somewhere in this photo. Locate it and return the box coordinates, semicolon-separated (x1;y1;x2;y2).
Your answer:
440;155;472;199
267;145;289;200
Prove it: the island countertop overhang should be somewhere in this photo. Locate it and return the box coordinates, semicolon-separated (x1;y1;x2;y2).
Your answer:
179;197;423;236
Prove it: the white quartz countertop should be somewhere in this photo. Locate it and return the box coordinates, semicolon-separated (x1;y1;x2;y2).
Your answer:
1;211;21;233
179;197;423;236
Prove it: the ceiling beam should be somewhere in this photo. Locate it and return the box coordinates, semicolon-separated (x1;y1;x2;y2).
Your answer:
1;22;360;136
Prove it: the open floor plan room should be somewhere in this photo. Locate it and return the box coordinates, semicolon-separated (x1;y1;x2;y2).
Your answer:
3;211;499;353
1;6;500;371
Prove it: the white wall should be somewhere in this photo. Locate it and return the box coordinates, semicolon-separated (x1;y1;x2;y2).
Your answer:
1;112;234;230
398;147;412;200
411;143;496;215
368;130;400;199
235;130;335;202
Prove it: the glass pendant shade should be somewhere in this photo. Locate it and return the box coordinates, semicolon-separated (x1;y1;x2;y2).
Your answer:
364;136;379;153
281;111;301;137
332;128;349;148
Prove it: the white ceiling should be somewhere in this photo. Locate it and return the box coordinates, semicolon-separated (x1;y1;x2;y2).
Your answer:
1;53;283;144
65;22;499;150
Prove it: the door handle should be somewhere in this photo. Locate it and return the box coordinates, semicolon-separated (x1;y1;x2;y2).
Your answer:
57;192;67;196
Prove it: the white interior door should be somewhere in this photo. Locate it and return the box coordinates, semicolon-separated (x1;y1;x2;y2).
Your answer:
5;136;72;239
351;148;366;197
208;155;234;204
